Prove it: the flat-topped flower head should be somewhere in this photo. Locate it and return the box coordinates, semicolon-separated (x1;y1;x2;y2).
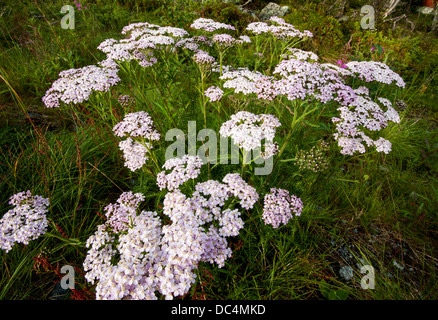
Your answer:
42;64;120;108
205;86;224;102
222;173;259;210
113;111;161;140
212;34;238;47
156;155;203;191
84;170;258;299
121;22;188;40
220;67;272;96
346;61;406;88
272;58;357;106
118;138;151;172
104;191;145;232
262;188;303;228
219;111;281;153
246;17;313;40
332;93;401;155
283;48;319;62
190;18;235;32
192;50;216;66
0;191;49;252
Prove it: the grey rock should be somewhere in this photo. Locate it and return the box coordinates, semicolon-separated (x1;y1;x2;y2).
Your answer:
339;265;354;281
259;2;289;21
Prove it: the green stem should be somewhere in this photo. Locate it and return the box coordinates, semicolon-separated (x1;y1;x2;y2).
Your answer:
200;70;207;128
45;232;83;247
276;101;320;161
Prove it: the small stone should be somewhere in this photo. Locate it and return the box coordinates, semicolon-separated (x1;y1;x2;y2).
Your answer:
259;2;289;21
339;265;354;281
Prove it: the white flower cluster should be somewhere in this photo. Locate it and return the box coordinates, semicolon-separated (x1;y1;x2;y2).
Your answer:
222;173;259;210
84;209;163;300
113;111;160;171
212;33;240;48
332;89;401;155
113;111;161;140
42;65;121;108
192;50;217;67
84;169;258;300
156;155;204;191
246;16;313;40
0;191;49;252
262;188;303;228
117;138;150;172
272;56;357;106
190;18;236;32
205;85;224;102
220;67;272;96
98;22;189;68
175;35;213;52
283;48;319;62
346;61;406;88
219;111;281;156
212;33;236;46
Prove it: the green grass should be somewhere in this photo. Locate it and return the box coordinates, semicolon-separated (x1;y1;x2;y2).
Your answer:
0;0;437;300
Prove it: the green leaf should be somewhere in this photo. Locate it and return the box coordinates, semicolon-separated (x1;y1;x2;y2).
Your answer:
328;289;349;300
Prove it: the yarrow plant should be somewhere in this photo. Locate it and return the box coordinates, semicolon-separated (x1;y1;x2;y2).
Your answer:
33;15;410;300
0;191;49;253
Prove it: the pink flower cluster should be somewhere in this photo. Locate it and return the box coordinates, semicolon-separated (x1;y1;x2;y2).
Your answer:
192;50;217;66
212;33;238;47
104;191;145;232
271;53;357;106
346;61;406;88
262;188;303;228
84;170;258;300
205;85;224;102
332;87;401;155
175;36;213;52
0;191;49;252
113;111;160;171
